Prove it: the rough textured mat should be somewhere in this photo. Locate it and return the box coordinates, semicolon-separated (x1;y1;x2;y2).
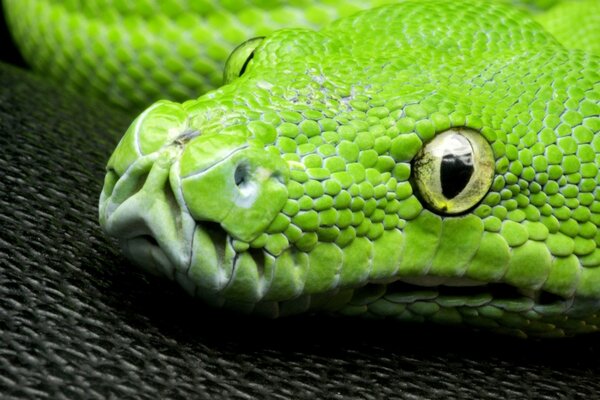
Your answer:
1;62;600;399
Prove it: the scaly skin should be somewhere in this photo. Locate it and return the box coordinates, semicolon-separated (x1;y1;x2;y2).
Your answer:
3;0;599;112
96;1;600;337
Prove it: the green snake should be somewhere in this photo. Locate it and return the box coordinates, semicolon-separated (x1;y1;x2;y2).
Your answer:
5;0;600;336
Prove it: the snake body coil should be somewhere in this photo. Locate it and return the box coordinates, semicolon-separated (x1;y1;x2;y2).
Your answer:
4;0;599;111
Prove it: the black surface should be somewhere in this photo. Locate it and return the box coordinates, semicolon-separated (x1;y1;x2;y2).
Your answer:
0;3;27;68
1;62;600;399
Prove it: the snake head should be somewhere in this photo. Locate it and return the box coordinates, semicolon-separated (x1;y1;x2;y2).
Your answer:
100;0;600;335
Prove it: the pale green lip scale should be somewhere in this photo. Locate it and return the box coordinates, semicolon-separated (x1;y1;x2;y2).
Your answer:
6;0;600;337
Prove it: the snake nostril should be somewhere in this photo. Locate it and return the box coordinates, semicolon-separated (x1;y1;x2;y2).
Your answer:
234;163;250;187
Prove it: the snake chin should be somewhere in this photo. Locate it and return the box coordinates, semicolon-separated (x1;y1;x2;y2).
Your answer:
391;276;491;287
372;279;571;308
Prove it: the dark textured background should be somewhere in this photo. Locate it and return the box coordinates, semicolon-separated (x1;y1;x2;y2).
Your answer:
2;7;600;400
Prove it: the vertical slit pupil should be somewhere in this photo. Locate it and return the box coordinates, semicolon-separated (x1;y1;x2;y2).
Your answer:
235;164;247;186
239;51;255;76
440;135;474;199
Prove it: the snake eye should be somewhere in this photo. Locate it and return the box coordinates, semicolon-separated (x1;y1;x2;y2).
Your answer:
223;37;264;84
411;128;495;214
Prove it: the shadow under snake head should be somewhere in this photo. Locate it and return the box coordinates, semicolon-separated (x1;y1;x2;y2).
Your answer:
99;0;600;336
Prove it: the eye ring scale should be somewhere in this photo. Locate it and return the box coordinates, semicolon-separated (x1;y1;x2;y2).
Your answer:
223;36;265;84
411;127;495;215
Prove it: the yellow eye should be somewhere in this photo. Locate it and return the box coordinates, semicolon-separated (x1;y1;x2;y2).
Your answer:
411;128;495;214
223;37;264;84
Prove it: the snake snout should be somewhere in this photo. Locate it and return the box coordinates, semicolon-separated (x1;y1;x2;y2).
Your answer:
99;149;196;280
